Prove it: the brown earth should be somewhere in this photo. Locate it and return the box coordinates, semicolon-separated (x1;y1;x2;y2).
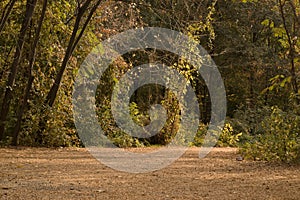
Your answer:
0;147;299;200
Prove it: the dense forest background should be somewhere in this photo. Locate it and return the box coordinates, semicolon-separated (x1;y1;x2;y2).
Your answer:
0;0;299;162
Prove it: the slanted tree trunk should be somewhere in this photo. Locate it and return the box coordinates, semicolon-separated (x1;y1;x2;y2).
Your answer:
0;0;37;141
0;0;17;34
36;0;102;143
45;0;102;107
11;0;48;146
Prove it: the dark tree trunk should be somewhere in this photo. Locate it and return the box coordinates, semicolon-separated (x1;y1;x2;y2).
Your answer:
45;0;102;107
12;76;34;146
0;0;37;141
11;0;48;146
36;0;102;143
0;0;17;34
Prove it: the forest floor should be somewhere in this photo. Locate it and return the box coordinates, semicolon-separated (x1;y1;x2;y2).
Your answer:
0;147;299;200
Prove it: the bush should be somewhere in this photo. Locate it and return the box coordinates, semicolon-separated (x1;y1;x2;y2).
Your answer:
240;106;300;162
217;123;242;147
190;122;242;147
189;123;207;146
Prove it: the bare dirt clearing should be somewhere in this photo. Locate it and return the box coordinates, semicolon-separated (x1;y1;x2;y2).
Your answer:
0;147;299;200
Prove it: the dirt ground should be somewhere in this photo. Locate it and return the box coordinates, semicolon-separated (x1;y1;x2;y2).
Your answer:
0;147;299;200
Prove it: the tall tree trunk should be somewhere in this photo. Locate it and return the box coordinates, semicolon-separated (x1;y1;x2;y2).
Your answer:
0;0;37;141
36;0;102;143
0;0;17;34
11;0;48;146
45;0;102;107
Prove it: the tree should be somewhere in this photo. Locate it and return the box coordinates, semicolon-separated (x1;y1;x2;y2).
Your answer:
45;0;103;107
0;0;38;141
277;0;299;103
33;0;103;144
11;0;48;146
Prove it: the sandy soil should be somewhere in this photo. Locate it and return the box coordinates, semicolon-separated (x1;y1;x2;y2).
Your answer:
0;147;299;200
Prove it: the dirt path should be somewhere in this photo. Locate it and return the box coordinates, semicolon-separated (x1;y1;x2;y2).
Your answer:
0;147;299;200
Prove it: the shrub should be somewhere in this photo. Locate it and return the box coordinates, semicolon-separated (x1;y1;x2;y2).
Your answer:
191;122;242;147
217;123;242;147
189;123;207;147
240;106;300;162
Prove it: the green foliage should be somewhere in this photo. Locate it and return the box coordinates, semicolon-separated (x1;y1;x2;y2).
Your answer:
262;75;292;94
231;106;273;137
0;0;299;157
217;123;242;147
240;107;300;162
189;123;207;147
187;0;217;49
129;102;149;126
96;100;150;148
190;122;242;147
